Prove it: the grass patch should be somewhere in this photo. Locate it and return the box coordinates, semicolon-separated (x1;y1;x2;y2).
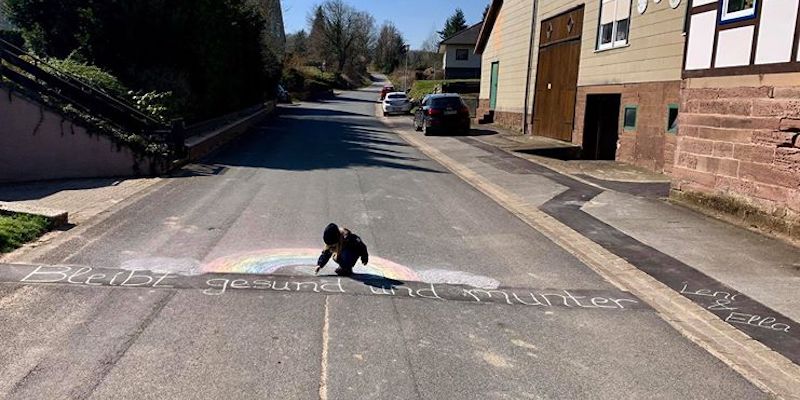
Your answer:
0;213;50;253
406;79;480;101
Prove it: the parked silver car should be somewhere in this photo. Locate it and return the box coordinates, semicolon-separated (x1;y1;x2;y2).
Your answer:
382;92;412;116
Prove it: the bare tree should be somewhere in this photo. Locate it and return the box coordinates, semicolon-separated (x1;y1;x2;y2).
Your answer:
307;0;376;73
420;30;442;79
373;22;406;73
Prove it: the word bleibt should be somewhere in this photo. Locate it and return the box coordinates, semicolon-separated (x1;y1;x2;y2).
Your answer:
21;265;176;288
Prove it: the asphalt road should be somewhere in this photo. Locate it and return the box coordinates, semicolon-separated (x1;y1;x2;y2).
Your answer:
0;80;767;399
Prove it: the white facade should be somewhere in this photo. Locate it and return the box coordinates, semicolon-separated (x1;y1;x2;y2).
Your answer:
685;0;800;71
442;45;482;70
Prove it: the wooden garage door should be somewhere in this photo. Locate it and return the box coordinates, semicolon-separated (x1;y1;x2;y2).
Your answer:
532;7;584;142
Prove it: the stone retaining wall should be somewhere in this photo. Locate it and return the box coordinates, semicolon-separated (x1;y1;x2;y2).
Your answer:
0;86;166;183
672;76;800;235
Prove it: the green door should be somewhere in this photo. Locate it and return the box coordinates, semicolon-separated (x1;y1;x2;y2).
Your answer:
489;62;499;110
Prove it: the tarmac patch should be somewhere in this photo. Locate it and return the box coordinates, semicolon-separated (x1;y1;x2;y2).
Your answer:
0;263;646;310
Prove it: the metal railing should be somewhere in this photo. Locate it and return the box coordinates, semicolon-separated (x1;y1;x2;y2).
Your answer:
0;38;175;144
0;38;269;158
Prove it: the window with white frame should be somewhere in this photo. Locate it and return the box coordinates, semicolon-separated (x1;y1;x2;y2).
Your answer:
597;0;631;50
720;0;756;23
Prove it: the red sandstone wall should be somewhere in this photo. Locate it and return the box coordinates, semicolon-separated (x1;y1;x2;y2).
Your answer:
0;86;163;183
673;83;800;219
575;82;680;174
476;98;525;132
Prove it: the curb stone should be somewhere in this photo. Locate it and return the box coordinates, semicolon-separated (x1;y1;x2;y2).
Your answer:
0;201;68;228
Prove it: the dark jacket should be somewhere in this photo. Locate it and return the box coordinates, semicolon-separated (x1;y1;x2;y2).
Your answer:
317;229;369;267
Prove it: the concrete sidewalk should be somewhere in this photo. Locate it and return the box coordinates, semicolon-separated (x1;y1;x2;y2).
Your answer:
0;177;161;260
381;113;800;398
0;178;161;225
470;125;800;322
404;121;800;322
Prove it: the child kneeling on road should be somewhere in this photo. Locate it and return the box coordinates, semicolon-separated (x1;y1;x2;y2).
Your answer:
315;223;369;276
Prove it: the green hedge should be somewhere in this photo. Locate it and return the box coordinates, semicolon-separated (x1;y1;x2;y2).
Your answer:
45;58;130;98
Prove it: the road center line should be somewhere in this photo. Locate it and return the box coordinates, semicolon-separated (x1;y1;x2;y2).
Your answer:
319;295;330;400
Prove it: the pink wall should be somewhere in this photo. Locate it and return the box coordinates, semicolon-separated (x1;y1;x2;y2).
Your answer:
0;86;164;183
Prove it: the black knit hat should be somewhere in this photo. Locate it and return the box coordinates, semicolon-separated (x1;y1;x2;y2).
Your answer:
323;223;340;245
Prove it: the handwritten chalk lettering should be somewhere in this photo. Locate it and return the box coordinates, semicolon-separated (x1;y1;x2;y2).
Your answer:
511;293;545;306
152;272;176;288
293;282;320;293
21;265;73;283
85;273;107;286
368;284;442;299
20;265;175;290
16;266;638;311
370;286;395;295
67;267;93;284
416;284;441;300
725;312;791;333
120;270;154;287
204;278;230;295
680;282;741;302
707;298;737;311
252;280;271;289
203;278;345;296
463;289;513;305
319;279;345;293
464;288;637;309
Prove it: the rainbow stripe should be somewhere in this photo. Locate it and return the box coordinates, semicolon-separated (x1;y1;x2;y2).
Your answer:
201;248;420;281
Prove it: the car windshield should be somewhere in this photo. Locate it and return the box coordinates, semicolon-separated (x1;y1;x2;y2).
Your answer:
430;97;463;108
387;94;406;100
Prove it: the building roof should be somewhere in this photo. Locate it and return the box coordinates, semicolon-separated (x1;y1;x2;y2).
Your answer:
438;22;484;53
475;0;503;54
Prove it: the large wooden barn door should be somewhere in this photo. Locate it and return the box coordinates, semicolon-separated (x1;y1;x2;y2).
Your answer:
532;6;584;141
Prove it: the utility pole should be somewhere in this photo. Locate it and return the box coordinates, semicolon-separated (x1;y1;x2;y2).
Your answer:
404;45;410;91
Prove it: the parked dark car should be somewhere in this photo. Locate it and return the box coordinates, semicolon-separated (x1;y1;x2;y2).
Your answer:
380;85;395;101
413;94;471;136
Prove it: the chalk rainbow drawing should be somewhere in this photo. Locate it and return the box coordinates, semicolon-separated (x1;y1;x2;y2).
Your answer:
201;248;421;281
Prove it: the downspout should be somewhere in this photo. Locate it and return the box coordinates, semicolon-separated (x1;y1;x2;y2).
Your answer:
522;0;539;136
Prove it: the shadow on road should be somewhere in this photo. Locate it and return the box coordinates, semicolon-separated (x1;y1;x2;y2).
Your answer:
348;273;405;290
208;105;443;173
320;96;378;105
0;178;129;202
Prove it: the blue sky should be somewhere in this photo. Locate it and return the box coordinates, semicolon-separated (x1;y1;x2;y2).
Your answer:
281;0;490;49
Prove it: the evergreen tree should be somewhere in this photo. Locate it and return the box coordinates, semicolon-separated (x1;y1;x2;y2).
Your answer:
286;29;309;58
438;8;467;40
